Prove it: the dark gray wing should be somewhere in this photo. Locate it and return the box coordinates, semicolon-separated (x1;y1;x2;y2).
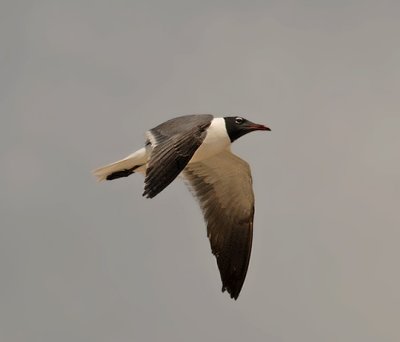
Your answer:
183;150;255;300
143;115;213;198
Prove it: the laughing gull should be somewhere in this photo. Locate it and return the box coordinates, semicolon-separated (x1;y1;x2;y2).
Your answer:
93;114;270;299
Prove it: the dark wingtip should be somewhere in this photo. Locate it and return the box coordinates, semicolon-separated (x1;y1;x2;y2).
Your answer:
142;190;153;199
222;285;241;300
142;183;159;199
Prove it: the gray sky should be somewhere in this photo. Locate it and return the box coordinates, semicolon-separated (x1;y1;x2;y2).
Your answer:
1;1;400;341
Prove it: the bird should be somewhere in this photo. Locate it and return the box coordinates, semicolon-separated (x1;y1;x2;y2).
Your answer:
93;114;270;299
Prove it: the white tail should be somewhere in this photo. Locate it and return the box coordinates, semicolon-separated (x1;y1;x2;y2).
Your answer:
92;148;147;181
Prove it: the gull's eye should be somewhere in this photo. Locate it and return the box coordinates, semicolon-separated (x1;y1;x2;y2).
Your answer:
235;117;244;125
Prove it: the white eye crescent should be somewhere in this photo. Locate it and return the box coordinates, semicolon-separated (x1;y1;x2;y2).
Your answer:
235;117;244;124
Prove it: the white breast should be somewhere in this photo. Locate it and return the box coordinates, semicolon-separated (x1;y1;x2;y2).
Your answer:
189;117;231;163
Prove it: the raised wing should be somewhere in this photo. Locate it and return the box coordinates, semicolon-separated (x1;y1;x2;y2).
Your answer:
143;115;213;198
183;150;255;299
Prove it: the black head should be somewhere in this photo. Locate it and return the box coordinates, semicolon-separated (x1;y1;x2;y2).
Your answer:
223;116;271;142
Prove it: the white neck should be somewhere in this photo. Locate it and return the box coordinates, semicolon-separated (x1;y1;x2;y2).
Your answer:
189;117;231;163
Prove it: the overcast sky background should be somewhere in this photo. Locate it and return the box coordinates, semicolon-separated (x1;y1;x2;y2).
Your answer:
1;1;400;341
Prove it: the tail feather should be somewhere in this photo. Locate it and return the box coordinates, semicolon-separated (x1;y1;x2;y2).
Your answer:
92;148;147;181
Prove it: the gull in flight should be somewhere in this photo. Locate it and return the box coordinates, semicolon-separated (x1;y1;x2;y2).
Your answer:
93;114;270;299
